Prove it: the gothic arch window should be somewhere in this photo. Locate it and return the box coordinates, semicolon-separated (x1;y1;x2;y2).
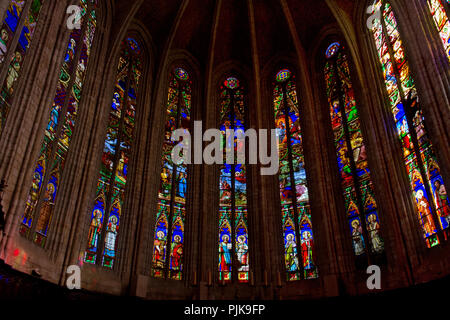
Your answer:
84;36;143;268
427;0;450;60
0;0;45;135
323;42;384;263
273;69;317;280
19;0;98;246
152;67;191;280
218;76;249;283
369;1;450;247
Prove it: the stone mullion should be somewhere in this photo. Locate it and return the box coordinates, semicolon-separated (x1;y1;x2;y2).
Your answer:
381;3;444;246
357;6;425;279
0;0;62;180
393;0;450;187
0;1;69;258
73;3;150;293
186;154;200;287
138;0;192;296
121;48;156;280
244;83;267;292
375;0;450;280
114;76;142;278
142;67;173;286
116;59;152;282
0;0;33;89
411;0;450;114
49;20;113;277
281;81;305;280
0;0;57;177
229;89;237;284
332;66;371;265
182;126;195;287
244;140;259;289
407;0;450;99
309;60;354;283
45;1;100;256
180;65;202;290
342;33;414;284
79;47;135;288
28;11;89;240
163;80;184;279
95;55;133;267
324;0;417;292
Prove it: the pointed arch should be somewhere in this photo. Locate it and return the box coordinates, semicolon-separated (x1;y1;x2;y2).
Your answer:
272;66;318;281
368;0;450;247
321;39;385;264
151;64;193;280
19;0;100;247
216;73;250;284
84;35;144;268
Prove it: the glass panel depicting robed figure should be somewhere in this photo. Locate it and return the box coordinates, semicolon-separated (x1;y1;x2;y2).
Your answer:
84;36;142;268
369;0;450;247
218;76;250;284
0;0;45;136
273;69;318;281
324;41;384;265
20;0;97;246
152;67;191;280
427;0;450;61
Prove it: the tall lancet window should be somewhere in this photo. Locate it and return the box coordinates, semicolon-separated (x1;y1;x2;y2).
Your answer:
218;77;249;283
370;1;450;247
427;0;450;60
20;0;97;246
152;67;191;280
84;37;142;268
274;69;318;281
324;42;384;263
0;0;45;135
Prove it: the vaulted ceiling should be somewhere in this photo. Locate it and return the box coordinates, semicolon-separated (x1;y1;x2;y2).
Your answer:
113;0;357;74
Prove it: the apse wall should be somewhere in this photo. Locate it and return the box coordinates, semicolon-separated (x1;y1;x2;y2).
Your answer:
0;0;448;300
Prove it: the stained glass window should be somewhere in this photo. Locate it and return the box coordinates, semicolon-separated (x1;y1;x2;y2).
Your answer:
427;0;450;60
324;42;384;261
274;69;318;281
19;0;97;246
325;42;340;59
84;36;142;268
218;76;249;283
152;67;191;280
370;1;450;247
0;0;45;136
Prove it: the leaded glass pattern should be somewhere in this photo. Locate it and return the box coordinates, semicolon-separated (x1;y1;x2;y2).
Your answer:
218;77;249;283
324;42;384;259
20;0;97;247
84;36;142;268
274;69;318;281
0;0;45;136
427;0;450;61
370;1;450;247
152;68;191;280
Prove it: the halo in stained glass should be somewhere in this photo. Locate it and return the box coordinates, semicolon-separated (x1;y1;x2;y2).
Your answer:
224;77;240;89
127;37;141;54
175;67;189;81
276;69;291;83
326;42;340;59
